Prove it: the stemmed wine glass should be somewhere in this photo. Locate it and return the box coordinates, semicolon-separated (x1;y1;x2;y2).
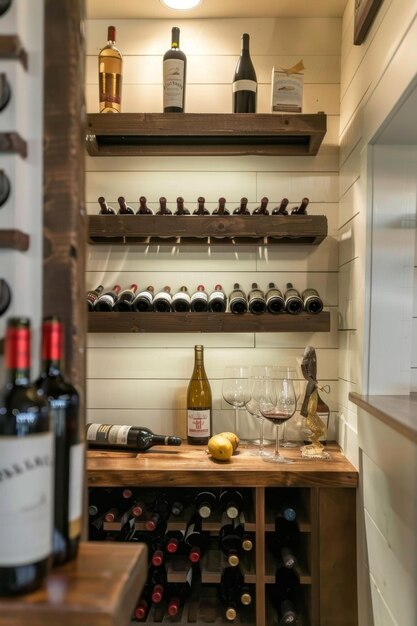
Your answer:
244;367;271;457
259;371;297;464
222;366;249;440
278;365;301;448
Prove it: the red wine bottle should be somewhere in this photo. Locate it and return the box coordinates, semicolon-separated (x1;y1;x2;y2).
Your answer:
284;283;303;315
229;283;248;314
233;197;250;215
291;197;309;215
137;196;154;215
193;196;209;215
166;567;193;617
0;318;53;596
233;33;257;113
117;196;135;214
156;196;172;215
85;424;182;451
35;316;83;566
165;529;185;555
272;198;289;215
184;515;208;563
213;197;230;215
87;284;104;311
265;283;285;314
302;288;323;314
252;197;269;215
113;283;138;311
190;285;209;312
219;566;240;621
174;196;190;215
94;284;121;311
163;26;186;113
208;284;227;312
247;282;267;315
153;285;172;312
98;196;116;214
132;285;154;312
172;286;191;312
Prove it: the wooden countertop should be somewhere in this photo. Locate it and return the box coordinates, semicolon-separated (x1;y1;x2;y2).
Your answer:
349;392;417;444
87;441;358;489
0;542;148;626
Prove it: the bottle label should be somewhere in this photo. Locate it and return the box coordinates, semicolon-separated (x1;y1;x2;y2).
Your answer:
187;409;211;438
0;433;53;566
155;292;171;303
233;79;257;93
86;423;132;445
163;59;185;108
99;72;122;105
69;442;84;539
172;292;191;303
137;291;153;302
209;291;225;302
97;294;115;307
191;292;208;303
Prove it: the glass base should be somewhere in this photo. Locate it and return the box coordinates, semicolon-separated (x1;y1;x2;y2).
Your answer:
262;454;294;464
250;448;272;457
279;439;300;448
251;438;274;446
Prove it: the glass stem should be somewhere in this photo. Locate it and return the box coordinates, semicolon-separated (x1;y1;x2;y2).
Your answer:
234;407;239;434
259;418;264;453
281;421;287;443
275;424;280;458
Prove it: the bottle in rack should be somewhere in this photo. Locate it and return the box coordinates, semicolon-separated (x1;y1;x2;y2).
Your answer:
137;196;154;215
302;288;323;314
219;488;244;520
184;514;208;563
265;283;285;314
152;285;172;312
174;196;190;215
252;196;269;215
219;566;242;621
187;345;212;445
85;424;182;451
213;197;230;215
233;197;250;215
247;282;267;314
273;566;300;625
113;283;138;311
190;285;209;312
166;567;193;616
219;513;244;566
233;33;257;113
87;284;104;311
272;517;300;570
93;284;121;311
193;196;210;215
0;318;52;596
163;26;186;113
164;529;185;555
208;284;227;312
35;316;83;566
98;25;123;113
156;196;172;215
172;286;191;312
195;488;219;519
291;197;309;215
117;196;134;214
229;283;248;314
272;198;289;215
98;196;116;214
132;285;155;312
284;283;304;315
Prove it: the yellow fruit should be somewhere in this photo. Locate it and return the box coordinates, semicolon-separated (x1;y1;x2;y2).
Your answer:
219;431;240;452
207;434;233;461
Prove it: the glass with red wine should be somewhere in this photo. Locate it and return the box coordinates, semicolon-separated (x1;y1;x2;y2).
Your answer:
259;370;297;464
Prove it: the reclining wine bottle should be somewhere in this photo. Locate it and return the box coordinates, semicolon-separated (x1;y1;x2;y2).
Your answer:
86;424;182;451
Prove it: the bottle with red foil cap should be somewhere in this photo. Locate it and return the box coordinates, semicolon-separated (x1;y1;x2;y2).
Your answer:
184;515;208;563
94;284;121;311
164;529;185;555
149;565;167;604
113;283;138;311
166;567;193;617
0;317;52;596
190;285;209;312
35;315;83;566
133;585;151;621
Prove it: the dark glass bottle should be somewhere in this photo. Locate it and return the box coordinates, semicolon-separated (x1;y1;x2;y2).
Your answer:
0;169;10;207
163;27;186;113
193;196;210;215
272;517;300;570
273;567;300;625
284;283;304;315
156;196;172;215
291;197;309;215
208;284;227;312
85;424;182;451
137;196;154;215
94;284;121;311
265;283;285;314
187;345;212;445
36;316;82;566
172;286;191;312
190;285;209;312
0;1;12;18
233;197;250;215
0;318;52;596
113;283;138;311
98;196;116;214
152;285;172;312
213;197;230;215
165;529;185;555
302;288;324;314
272;198;289;215
219;489;244;520
195;488;219;519
233;33;257;113
219;513;243;567
166;567;193;617
174;196;190;215
117;196;134;214
229;283;248;314
87;284;104;311
247;282;267;315
252;197;269;215
132;285;154;312
184;515;208;563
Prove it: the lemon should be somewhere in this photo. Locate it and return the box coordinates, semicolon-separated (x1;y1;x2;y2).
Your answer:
219;431;240;452
207;434;233;461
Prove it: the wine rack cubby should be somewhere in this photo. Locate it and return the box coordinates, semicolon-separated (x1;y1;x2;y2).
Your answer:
87;443;358;626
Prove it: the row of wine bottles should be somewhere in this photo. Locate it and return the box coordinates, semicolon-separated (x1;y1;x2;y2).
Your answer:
0;317;82;597
87;283;323;315
100;27;258;114
98;195;309;216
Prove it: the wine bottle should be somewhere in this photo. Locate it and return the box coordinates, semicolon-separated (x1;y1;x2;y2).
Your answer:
0;318;53;596
0;1;12;18
187;345;212;445
208;284;227;313
252;197;269;215
291;197;309;215
233;33;257;113
0;74;11;112
166;567;193;617
172;286;191;312
219;566;240;621
235;512;254;553
165;529;185;554
274;567;300;624
279;598;299;625
272;517;299;570
174;196;190;215
156;196;172;215
94;284;121;311
133;589;150;622
99;25;123;113
272;198;289;215
284;283;303;315
132;285;154;312
85;424;182;451
149;564;167;603
233;197;250;215
163;27;186;113
87;285;104;311
219;489;244;520
184;515;208;563
276;501;297;523
247;282;267;314
190;285;209;312
193;196;210;215
219;513;243;567
229;283;248;314
117;196;134;214
195;488;219;519
137;196;154;215
265;283;285;314
113;283;138;311
35;317;83;566
302;288;323;314
152;285;172;312
98;196;116;214
213;197;230;215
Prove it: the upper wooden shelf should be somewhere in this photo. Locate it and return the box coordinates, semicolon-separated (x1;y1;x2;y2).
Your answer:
88;214;328;246
0;228;30;250
0;35;28;70
86;112;327;157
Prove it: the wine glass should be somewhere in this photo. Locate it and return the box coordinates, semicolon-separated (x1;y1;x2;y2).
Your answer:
244;368;271;457
278;366;301;448
259;373;297;464
222;366;249;440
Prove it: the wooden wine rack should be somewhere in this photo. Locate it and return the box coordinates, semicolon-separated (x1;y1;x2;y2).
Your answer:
87;443;358;626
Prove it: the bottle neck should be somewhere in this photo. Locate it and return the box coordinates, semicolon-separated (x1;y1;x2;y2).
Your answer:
192;347;206;378
171;27;180;49
41;319;64;376
241;33;250;54
5;324;31;385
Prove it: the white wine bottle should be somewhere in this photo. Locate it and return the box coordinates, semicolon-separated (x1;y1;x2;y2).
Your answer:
163;27;186;113
98;25;123;113
86;424;182;451
187;345;212;445
232;33;257;113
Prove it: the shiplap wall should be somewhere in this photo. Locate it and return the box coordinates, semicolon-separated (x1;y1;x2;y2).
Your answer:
85;17;341;441
339;1;417;624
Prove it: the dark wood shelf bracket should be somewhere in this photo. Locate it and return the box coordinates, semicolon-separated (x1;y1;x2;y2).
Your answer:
0;228;30;251
0;35;28;70
0;132;27;158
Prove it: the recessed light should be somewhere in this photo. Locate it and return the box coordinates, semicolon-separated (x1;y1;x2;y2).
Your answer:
160;0;203;10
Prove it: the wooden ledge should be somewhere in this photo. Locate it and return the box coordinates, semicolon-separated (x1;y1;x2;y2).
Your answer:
0;229;30;250
0;35;28;70
349;392;417;444
0;132;27;158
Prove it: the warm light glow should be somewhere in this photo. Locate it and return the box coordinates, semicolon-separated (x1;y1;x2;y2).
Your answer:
160;0;203;9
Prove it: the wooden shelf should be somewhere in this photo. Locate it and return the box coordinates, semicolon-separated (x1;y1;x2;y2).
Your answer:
88;311;330;334
0;542;148;626
0;35;28;69
86;112;327;157
0;132;27;158
0;228;30;250
88;214;328;246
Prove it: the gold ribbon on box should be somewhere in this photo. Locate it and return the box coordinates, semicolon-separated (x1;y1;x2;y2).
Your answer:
279;59;305;75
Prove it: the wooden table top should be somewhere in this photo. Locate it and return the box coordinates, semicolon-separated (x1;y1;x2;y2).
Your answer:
0;542;148;626
87;441;358;489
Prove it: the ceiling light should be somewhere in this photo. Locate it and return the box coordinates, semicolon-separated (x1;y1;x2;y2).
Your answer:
160;0;203;10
